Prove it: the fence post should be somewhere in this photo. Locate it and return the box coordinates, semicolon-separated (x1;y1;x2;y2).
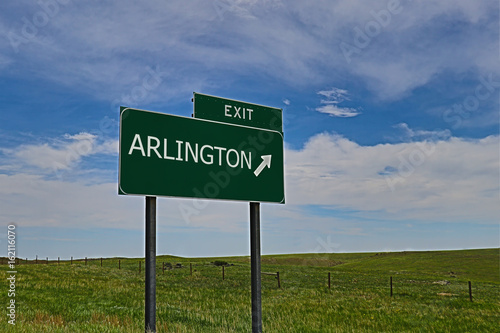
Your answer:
390;276;393;297
58;257;60;265
328;272;331;289
277;272;281;288
36;255;38;264
119;260;121;270
71;256;73;265
101;257;103;267
85;257;87;266
469;281;473;302
222;266;225;280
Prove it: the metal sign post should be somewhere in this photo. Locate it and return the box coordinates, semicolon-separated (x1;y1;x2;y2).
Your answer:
145;196;156;332
250;202;262;332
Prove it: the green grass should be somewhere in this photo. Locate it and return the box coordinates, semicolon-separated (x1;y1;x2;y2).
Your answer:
1;249;499;332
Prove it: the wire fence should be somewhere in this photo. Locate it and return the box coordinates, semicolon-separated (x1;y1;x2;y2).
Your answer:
2;256;478;302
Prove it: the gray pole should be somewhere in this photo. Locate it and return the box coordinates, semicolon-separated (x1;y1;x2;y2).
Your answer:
145;196;156;332
250;202;262;333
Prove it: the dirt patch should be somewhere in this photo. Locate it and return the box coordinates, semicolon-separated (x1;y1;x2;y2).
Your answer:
433;280;451;285
437;293;458;297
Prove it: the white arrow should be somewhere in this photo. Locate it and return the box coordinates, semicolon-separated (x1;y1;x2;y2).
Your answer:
254;155;272;177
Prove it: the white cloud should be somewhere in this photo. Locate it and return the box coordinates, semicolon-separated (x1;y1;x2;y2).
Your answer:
14;133;96;171
0;173;142;229
316;104;360;118
315;88;360;117
286;133;499;224
1;0;497;103
3;133;117;172
94;139;119;155
317;88;350;103
353;61;440;100
0;172;250;233
394;123;451;141
1;131;497;234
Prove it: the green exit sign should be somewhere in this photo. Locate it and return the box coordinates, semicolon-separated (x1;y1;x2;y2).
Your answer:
119;107;285;204
193;92;282;133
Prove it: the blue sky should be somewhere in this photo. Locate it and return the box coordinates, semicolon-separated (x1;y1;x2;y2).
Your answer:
0;0;498;259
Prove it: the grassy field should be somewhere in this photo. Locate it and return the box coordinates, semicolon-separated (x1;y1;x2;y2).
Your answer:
1;248;498;332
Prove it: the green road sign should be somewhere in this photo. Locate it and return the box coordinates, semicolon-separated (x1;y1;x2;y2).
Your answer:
119;107;285;203
193;92;283;132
